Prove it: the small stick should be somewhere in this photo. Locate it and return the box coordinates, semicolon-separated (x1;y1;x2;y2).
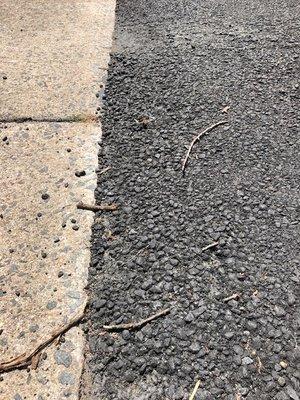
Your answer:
221;106;230;114
257;356;262;374
201;241;218;252
182;120;228;173
103;308;170;332
98;166;111;175
0;308;85;373
189;380;201;400
31;352;41;370
77;202;117;212
223;293;240;303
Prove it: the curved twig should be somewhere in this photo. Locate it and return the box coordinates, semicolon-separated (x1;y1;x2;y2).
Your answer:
182;120;228;173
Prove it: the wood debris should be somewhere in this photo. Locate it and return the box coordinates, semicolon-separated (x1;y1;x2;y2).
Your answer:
182;120;228;173
223;293;240;303
201;241;218;252
31;352;41;370
103;308;170;332
221;105;230;114
77;201;117;212
0;308;85;373
257;356;263;374
98;166;111;175
189;380;201;400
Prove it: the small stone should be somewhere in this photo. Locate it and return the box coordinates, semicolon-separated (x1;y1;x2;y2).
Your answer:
275;306;286;317
189;342;200;353
55;350;72;368
185;312;194;323
29;324;39;333
72;225;79;231
124;371;135;383
242;357;254;365
58;271;64;278
287;293;295;305
46;300;57;310
59;371;75;385
278;377;286;387
41;193;50;200
240;387;249;396
247;320;258;330
276;391;289;400
286;385;299;400
280;361;288;369
14;395;23;400
122;330;131;340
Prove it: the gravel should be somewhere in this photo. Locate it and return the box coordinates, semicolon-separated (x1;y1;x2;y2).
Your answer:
86;0;300;399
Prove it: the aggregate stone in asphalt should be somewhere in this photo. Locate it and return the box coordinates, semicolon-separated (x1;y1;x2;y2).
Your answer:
85;1;300;399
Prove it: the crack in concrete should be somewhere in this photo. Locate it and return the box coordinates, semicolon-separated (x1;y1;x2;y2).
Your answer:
0;115;99;124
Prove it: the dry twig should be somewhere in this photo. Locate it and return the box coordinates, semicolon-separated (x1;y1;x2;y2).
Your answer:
201;241;218;252
257;356;263;374
103;308;170;332
77;202;117;212
223;293;240;303
221;106;230;114
189;380;201;400
182;120;228;173
0;308;85;373
31;353;41;370
98;166;111;175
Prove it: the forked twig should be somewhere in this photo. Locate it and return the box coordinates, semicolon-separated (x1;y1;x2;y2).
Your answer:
77;202;117;212
103;308;170;332
182;120;228;173
0;308;85;373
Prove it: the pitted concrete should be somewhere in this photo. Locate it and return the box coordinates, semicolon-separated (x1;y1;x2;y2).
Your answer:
0;0;115;121
0;0;116;398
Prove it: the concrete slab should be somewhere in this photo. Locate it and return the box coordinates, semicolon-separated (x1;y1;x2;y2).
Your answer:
0;121;101;397
0;0;115;120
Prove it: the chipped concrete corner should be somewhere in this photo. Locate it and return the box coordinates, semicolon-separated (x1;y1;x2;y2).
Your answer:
0;1;116;399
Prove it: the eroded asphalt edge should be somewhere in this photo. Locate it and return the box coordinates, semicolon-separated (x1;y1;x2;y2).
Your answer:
84;0;299;399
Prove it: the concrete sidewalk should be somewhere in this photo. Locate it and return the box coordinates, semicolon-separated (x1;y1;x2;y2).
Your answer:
0;1;115;399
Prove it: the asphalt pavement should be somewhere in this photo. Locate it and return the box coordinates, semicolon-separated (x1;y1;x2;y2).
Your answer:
85;1;300;399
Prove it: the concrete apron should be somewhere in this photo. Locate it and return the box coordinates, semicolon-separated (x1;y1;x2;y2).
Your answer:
0;1;115;399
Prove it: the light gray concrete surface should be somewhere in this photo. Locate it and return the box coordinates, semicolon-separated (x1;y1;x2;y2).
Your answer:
0;0;115;120
0;0;116;398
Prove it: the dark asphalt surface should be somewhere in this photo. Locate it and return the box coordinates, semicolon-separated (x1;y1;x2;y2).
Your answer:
85;1;300;399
